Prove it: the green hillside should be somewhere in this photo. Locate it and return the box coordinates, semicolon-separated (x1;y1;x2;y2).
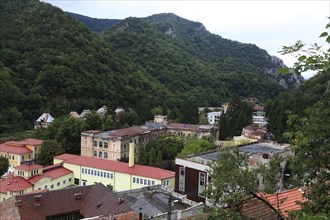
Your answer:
0;0;175;133
104;13;299;104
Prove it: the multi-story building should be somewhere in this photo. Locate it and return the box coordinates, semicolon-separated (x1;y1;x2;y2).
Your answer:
206;111;222;125
81;116;218;162
0;161;73;202
55;144;175;192
0;138;43;173
252;105;267;126
174;142;291;204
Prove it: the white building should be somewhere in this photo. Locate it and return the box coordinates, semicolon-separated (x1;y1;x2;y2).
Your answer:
207;111;221;125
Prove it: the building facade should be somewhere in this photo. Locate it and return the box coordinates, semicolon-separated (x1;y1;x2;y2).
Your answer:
207;111;222;125
0;162;73;202
81;116;218;162
54;151;175;192
0;138;43;174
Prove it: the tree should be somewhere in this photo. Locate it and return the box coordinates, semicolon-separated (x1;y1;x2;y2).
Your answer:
37;139;65;166
151;106;163;116
277;20;330;216
205;148;285;219
178;138;215;158
0;156;9;176
55;116;85;155
103;114;115;131
84;111;102;130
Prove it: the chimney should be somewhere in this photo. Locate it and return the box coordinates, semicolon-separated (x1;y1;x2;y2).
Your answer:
129;143;135;167
34;194;42;207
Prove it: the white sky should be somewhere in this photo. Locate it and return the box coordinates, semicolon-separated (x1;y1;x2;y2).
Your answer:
44;0;330;79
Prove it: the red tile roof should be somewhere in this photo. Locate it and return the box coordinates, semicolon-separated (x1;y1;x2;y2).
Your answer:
242;188;308;218
55;154;175;180
43;167;72;179
253;105;264;111
15;164;43;171
28;175;44;184
0;176;33;193
0;143;32;155
166;123;199;131
6;138;43;146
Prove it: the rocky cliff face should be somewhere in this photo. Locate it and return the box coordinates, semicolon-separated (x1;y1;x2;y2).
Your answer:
263;56;304;89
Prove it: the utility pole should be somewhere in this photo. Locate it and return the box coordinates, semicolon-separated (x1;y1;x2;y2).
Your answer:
167;194;172;220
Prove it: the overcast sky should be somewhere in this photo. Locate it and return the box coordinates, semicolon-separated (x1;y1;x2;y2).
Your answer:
44;0;329;79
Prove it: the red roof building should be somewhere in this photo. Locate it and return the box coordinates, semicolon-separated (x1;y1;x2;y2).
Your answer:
242;188;308;219
54;153;175;192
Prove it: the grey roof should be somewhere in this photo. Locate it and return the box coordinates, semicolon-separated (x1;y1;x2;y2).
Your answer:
187;142;290;164
119;186;190;219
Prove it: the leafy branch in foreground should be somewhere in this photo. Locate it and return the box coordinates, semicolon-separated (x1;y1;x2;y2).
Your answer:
279;19;330;75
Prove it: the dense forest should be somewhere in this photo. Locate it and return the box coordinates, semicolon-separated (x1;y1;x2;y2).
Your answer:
1;0;302;135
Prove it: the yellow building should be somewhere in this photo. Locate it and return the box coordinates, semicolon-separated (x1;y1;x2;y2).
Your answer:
0;138;43;174
54;150;175;192
0;163;73;202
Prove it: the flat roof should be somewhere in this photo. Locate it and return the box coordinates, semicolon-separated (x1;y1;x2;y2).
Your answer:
186;142;290;163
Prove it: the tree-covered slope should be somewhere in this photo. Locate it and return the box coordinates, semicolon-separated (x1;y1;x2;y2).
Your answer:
0;0;175;133
68;12;121;33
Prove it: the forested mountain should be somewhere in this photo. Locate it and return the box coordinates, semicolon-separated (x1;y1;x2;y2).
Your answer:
0;0;303;134
68;12;121;33
0;0;175;133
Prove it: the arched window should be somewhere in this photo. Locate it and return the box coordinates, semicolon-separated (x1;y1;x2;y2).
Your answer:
99;141;103;148
104;152;108;159
94;151;97;157
104;142;108;148
99;151;102;158
93;141;97;147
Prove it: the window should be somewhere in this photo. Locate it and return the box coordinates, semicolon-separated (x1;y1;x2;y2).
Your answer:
163;180;170;186
99;151;102;158
198;172;206;197
45;185;48;189
152;181;155;185
99;141;103;148
51;184;54;189
82;168;85;174
136;178;139;184
69;178;72;182
148;180;151;185
110;173;113;179
133;177;136;183
19;190;23;195
10;191;13;196
140;179;143;184
104;142;108;148
63;180;66;184
179;167;185;192
93;141;97;147
97;171;100;176
101;172;103;177
144;179;147;185
57;182;60;186
22;156;25;161
107;173;110;178
74;178;80;185
94;151;97;157
88;169;91;175
12;156;14;160
104;152;108;159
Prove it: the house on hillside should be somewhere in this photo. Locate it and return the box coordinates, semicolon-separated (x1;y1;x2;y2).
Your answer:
0;138;43;174
34;113;54;129
0;183;136;220
253;104;267;126
207;111;222;125
174;142;291;204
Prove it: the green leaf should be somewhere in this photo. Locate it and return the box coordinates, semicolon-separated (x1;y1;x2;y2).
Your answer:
326;35;330;43
298;55;307;61
319;32;328;37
